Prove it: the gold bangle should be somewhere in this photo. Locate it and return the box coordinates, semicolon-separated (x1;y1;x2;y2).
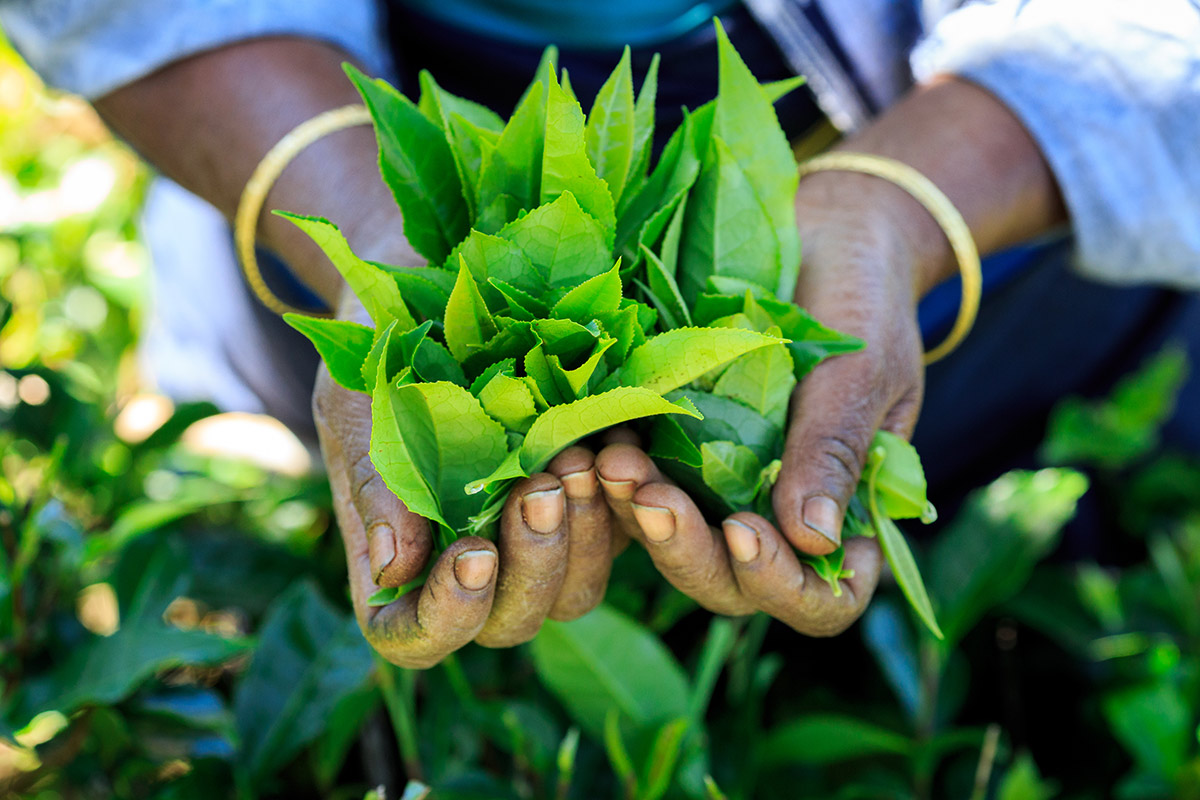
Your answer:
797;151;982;365
234;104;373;317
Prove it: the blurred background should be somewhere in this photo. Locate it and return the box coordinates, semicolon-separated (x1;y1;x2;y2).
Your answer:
1;32;1199;800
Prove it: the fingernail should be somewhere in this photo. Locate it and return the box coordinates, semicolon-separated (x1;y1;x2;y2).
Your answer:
368;522;396;583
723;519;760;563
598;475;636;500
803;495;842;546
560;468;598;499
454;550;497;590
632;503;676;543
522;487;564;534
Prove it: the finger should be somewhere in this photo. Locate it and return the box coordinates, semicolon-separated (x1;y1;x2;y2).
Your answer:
314;370;432;587
631;483;754;617
722;513;881;637
594;443;670;542
546;447;613;621
475;473;569;647
600;426;642;447
367;536;499;669
773;350;888;556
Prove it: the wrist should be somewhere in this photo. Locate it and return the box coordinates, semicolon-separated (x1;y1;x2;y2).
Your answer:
794;170;956;304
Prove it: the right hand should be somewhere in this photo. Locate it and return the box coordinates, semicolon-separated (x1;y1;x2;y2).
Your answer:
314;296;621;668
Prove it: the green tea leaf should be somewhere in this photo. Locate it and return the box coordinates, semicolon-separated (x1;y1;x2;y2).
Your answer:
490;278;549;319
648;416;704;468
585;47;636;208
346;65;468;264
997;753;1059;800
444;257;498;361
552;262;622;321
450;228;546;298
370;349;446;528
525;344;571;407
762;75;807;104
594;305;643;366
391;381;509;531
470;388;700;494
712;342;796;428
1041;344;1188;470
642;718;691;800
865;446;943;640
377;264;455;321
616;112;702;253
605;710;639;796
447;112;500;218
11;539;248;726
278;213;415;330
542;71;616;240
620;53;660;216
532;317;601;362
700;441;762;507
555;338;616;400
874;513;942;640
928;468;1087;645
234;581;373;786
756;296;865;379
477;370;538;433
641;245;691;330
283;314;373;393
678;136;780;304
517;45;559;111
415;70;504;219
531;604;690;737
872;431;936;522
477;81;545;233
462;319;538;380
560;68;579;106
1103;683;1191;779
406;329;467;386
670;390;781;464
758;714;912;768
713;21;801;298
659;191;687;277
522;387;700;473
497;192;612;288
612;327;786;394
417;70;504;133
361;319;400;391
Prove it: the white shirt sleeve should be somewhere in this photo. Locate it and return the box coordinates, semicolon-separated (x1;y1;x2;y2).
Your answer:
912;0;1200;289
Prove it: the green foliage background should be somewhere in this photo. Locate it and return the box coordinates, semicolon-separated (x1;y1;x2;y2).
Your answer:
2;38;1199;800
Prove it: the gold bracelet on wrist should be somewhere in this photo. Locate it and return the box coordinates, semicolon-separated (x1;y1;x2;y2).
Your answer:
797;151;983;366
234;104;372;318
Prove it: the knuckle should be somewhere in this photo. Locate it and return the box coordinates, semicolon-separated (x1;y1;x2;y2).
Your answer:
550;585;605;621
350;453;383;499
815;434;867;487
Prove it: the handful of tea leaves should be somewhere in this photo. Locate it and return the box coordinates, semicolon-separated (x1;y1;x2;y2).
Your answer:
284;23;943;637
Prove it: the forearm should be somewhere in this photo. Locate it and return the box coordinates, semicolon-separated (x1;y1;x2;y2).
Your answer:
795;76;1067;300
94;36;411;304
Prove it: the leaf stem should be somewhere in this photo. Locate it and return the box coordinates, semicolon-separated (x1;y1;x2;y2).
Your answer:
375;654;424;781
968;724;1002;800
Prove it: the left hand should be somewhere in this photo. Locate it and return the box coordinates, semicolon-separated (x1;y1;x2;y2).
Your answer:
595;163;935;637
593;442;882;636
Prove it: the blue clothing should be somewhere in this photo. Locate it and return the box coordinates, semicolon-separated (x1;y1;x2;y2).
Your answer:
393;0;739;50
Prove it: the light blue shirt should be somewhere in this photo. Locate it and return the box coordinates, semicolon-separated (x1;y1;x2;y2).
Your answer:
2;0;1199;290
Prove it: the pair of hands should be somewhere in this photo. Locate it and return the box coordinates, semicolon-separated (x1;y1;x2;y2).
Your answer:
315;171;931;668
